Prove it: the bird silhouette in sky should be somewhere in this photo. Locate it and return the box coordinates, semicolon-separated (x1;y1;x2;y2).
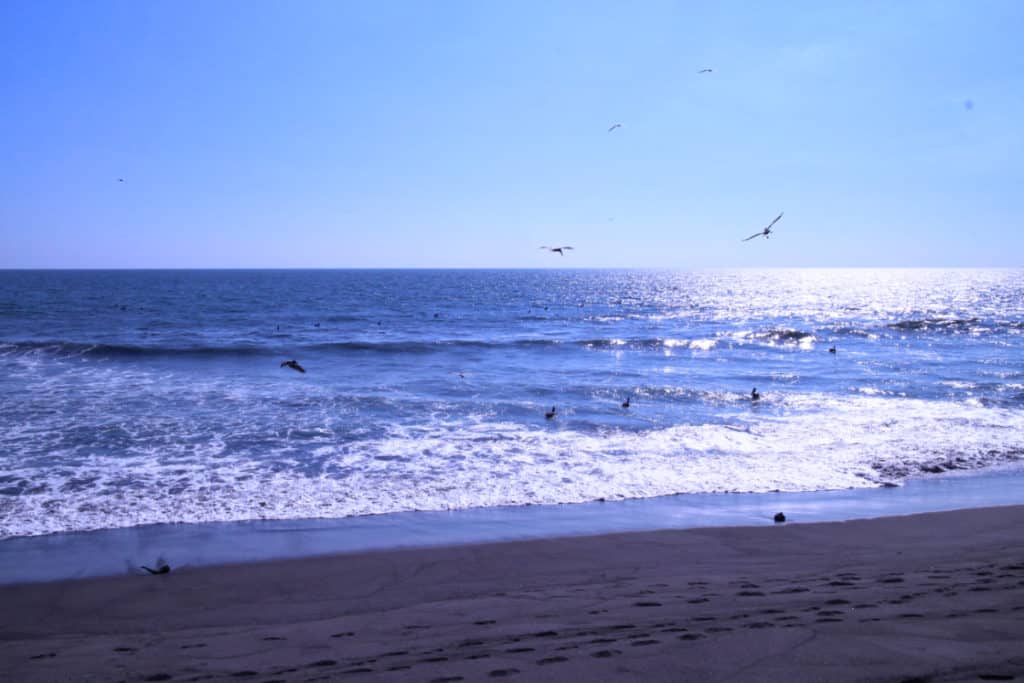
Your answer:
540;246;574;256
742;212;784;241
698;68;713;74
607;123;622;132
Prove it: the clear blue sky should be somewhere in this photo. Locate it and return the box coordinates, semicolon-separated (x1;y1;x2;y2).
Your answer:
1;0;1022;268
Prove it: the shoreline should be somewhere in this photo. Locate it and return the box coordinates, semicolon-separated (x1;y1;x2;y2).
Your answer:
3;465;1024;586
2;505;1022;682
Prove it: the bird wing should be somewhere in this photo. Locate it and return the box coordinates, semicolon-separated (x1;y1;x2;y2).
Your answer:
561;246;574;250
742;232;763;241
607;124;620;132
765;212;784;230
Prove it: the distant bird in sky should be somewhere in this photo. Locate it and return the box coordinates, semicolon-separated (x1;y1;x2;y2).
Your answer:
280;360;306;373
742;212;784;241
698;68;713;74
141;564;170;575
540;246;573;256
117;178;124;182
607;123;622;132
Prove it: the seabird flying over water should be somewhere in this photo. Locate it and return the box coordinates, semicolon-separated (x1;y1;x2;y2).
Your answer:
742;212;784;241
141;564;170;575
698;68;713;74
545;406;556;419
540;246;574;256
607;123;622;132
117;178;125;182
281;360;306;373
751;387;760;401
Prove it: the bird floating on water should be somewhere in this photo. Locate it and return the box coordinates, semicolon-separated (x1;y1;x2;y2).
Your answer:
622;396;631;408
281;360;306;373
607;123;622;132
829;345;836;354
545;406;556;419
742;212;784;241
540;246;574;256
751;387;760;401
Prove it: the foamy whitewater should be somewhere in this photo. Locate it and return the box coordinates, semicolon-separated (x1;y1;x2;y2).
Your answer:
1;269;1023;538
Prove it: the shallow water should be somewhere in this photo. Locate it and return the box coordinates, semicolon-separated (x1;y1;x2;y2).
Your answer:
1;268;1023;538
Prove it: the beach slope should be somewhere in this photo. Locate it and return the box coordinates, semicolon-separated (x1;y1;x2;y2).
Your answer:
2;506;1023;682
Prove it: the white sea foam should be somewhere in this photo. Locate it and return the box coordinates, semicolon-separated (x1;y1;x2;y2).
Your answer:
2;395;1022;538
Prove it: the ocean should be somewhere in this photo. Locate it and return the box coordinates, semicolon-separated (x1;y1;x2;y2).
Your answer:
2;268;1023;541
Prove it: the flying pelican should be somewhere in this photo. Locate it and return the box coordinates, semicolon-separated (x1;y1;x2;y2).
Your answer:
280;360;306;373
607;123;622;132
698;68;713;74
540;246;574;256
742;212;784;241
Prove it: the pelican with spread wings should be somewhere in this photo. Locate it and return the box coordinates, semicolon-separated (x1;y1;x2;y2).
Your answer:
540;246;574;256
742;212;784;241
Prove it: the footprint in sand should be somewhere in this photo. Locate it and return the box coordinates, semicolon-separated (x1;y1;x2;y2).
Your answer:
308;660;337;667
537;656;569;665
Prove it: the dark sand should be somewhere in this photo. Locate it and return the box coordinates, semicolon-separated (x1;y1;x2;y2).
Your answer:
2;506;1022;682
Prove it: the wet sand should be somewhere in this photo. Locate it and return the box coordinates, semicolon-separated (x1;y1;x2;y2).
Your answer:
2;506;1022;682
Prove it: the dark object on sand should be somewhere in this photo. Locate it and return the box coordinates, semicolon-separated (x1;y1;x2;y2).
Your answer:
751;387;760;401
773;512;786;523
281;360;306;373
141;564;170;575
545;406;556;419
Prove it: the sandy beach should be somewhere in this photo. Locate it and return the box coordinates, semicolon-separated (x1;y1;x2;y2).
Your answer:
2;506;1022;683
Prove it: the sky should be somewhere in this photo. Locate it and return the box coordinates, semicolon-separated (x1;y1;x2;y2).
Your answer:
1;0;1022;268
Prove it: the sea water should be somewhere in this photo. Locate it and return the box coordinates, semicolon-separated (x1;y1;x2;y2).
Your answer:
2;268;1023;539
